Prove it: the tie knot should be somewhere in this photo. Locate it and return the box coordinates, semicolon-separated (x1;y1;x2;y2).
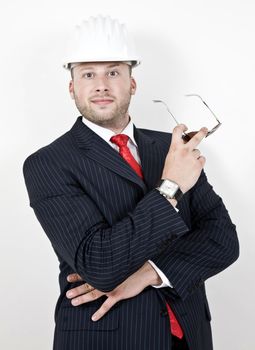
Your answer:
110;134;129;148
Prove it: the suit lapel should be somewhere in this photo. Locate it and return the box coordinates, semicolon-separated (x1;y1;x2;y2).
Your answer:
134;126;167;190
70;117;147;193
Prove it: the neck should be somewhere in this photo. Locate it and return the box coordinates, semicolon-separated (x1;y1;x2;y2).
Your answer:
92;115;130;134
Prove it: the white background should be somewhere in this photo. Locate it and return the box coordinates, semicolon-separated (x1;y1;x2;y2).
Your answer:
0;0;254;349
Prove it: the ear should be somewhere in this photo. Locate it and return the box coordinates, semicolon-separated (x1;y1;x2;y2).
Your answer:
69;80;75;99
130;77;137;95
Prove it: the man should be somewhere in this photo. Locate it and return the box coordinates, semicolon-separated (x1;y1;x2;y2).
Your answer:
23;16;239;350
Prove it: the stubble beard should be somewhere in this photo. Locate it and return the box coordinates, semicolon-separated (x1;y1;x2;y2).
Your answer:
74;93;132;129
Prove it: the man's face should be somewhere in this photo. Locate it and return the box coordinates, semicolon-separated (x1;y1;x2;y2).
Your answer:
69;62;136;129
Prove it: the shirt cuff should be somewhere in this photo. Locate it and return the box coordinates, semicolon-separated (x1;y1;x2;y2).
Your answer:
174;206;179;212
148;260;173;288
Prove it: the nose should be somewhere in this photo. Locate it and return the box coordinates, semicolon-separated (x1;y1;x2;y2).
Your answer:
95;76;109;93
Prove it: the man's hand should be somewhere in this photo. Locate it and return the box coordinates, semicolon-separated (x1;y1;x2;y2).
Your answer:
66;262;162;321
162;124;208;194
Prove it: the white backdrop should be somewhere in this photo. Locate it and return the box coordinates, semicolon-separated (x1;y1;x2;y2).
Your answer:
0;0;254;349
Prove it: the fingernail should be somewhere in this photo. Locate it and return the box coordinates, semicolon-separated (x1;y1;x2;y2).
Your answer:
66;291;73;298
72;299;79;306
91;315;97;321
202;127;208;133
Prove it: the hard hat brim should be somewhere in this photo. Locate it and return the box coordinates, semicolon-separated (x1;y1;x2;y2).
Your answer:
63;59;141;70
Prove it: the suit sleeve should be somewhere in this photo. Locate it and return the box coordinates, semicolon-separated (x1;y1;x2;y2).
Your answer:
150;170;239;300
23;151;189;292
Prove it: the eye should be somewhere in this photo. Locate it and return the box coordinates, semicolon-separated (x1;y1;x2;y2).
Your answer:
108;70;119;77
82;72;94;79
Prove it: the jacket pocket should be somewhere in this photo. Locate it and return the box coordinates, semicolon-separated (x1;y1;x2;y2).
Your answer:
57;300;119;331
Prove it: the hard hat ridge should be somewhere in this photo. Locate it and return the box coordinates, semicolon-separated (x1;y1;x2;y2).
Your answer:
63;15;141;69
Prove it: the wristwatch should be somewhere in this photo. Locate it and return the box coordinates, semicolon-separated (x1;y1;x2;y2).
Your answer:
156;179;183;202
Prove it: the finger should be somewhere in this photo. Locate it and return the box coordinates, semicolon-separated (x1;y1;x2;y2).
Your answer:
67;273;83;283
192;149;201;159
71;289;105;306
66;283;94;299
91;296;118;321
171;124;188;144
186;127;208;149
198;155;206;167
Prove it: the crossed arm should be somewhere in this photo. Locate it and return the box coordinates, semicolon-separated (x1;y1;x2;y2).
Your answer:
65;170;239;320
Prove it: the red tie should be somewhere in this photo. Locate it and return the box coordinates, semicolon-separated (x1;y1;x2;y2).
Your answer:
110;134;144;179
110;134;184;340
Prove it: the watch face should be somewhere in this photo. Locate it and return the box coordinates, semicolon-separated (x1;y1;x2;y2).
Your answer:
160;180;179;196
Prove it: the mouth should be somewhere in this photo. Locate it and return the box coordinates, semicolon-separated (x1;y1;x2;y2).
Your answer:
91;98;114;106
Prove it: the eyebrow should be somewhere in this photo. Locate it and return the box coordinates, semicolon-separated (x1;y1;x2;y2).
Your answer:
107;63;121;68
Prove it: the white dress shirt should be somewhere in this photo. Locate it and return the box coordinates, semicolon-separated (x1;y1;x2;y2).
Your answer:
82;116;172;288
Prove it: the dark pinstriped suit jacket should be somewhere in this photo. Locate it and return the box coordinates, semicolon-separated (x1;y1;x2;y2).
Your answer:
23;116;239;350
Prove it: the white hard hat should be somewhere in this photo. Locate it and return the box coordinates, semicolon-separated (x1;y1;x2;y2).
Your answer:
63;16;141;69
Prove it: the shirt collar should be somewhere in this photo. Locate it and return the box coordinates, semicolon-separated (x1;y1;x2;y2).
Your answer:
82;116;137;147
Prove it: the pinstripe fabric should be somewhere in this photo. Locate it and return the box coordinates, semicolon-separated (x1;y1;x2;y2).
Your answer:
23;116;239;350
